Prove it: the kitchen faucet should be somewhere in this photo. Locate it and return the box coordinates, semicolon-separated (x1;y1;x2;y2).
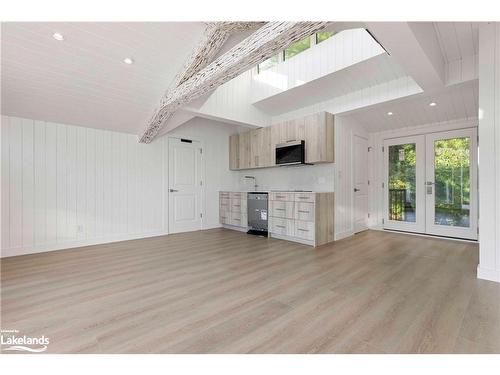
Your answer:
244;176;258;191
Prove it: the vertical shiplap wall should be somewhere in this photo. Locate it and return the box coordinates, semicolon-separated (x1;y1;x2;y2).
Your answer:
1;115;165;257
1;115;238;258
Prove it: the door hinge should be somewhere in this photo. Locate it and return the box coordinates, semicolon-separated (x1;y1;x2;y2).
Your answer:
200;148;203;154
382;182;385;188
382;218;385;224
382;146;385;152
368;180;370;185
200;180;203;186
367;213;370;218
200;213;203;218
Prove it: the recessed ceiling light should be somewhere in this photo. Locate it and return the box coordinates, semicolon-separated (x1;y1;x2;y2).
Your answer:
429;102;437;107
387;111;393;116
52;32;64;41
123;57;134;65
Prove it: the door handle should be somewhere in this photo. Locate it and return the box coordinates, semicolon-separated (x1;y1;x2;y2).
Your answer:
354;188;360;192
169;189;179;192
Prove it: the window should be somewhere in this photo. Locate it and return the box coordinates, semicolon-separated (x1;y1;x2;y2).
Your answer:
283;37;311;60
316;31;335;44
257;55;279;74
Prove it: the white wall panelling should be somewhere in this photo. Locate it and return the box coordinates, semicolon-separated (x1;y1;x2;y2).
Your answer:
477;23;500;283
1;115;237;257
250;29;389;106
271;76;422;125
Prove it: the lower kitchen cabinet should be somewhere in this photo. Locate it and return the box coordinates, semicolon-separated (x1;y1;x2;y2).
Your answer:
219;190;334;247
269;192;334;247
219;192;247;230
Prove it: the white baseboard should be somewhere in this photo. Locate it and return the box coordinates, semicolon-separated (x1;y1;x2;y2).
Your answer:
477;266;500;283
0;231;170;258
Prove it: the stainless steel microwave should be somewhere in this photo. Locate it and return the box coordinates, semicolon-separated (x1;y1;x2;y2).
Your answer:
275;140;305;166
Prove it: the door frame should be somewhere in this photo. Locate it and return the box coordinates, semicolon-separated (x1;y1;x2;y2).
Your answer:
424;128;478;240
383;135;426;234
382;128;478;240
167;136;205;234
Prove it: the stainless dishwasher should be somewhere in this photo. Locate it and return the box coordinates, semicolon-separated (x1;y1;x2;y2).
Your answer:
247;192;268;236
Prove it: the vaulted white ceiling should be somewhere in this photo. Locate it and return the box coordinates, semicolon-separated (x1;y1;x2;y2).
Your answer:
433;22;480;62
1;22;207;133
1;21;482;136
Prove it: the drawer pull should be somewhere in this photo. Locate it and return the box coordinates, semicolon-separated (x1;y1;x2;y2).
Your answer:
298;228;309;232
276;225;286;229
276;195;286;198
298;196;310;200
275;208;285;211
233;204;241;207
298;210;309;213
234;218;240;221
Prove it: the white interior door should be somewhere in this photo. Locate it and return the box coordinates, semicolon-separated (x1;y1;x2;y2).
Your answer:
353;135;369;233
383;135;426;233
425;128;478;239
168;137;203;234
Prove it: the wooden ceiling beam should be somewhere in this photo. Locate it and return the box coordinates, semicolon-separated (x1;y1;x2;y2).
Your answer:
139;21;330;143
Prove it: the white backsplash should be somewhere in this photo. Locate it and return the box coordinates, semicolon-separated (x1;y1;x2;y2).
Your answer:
237;163;335;192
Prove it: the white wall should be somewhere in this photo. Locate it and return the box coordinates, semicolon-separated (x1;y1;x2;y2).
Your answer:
477;23;500;283
366;117;478;228
250;29;385;103
0;115;236;257
236;164;334;192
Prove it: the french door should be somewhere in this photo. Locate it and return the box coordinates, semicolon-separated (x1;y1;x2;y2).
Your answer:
384;128;477;240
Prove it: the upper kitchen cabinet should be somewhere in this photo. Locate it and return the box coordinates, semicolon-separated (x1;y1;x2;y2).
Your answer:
304;112;334;164
238;131;251;170
229;111;334;170
250;126;272;168
229;134;240;170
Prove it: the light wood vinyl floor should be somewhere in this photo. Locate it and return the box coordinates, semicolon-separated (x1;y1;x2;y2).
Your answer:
1;229;499;354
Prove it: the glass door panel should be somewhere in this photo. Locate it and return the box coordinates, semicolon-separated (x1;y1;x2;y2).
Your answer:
384;135;426;233
425;129;477;239
433;137;470;227
388;143;417;222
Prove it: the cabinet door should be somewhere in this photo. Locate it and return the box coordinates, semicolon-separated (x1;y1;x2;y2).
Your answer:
250;128;260;168
250;127;273;168
259;127;272;167
282;120;297;143
304;112;334;163
229;134;240;170
238;132;251;169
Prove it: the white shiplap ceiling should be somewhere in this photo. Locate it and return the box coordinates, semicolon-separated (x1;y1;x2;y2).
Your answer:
344;79;478;132
433;22;481;62
1;22;207;133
